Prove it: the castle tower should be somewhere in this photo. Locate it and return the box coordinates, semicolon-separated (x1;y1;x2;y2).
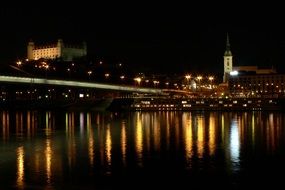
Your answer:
57;39;64;57
223;33;233;83
27;40;35;60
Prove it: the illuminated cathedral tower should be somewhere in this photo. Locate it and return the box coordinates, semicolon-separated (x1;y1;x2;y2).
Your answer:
223;33;233;83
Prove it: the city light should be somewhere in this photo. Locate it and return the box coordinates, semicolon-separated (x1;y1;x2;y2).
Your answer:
230;71;238;76
0;75;164;94
185;75;191;80
196;76;203;81
134;77;142;85
16;60;22;66
208;76;214;82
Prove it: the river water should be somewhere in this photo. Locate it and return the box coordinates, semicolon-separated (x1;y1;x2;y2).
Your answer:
1;110;285;189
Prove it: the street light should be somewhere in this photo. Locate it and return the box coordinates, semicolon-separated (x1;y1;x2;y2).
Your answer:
134;77;142;86
87;70;92;79
153;80;159;87
185;74;191;80
196;75;203;91
208;76;214;89
16;60;22;67
185;74;191;90
105;73;110;78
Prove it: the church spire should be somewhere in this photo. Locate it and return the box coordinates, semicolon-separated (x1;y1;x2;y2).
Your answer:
224;33;232;56
223;32;233;83
226;33;230;50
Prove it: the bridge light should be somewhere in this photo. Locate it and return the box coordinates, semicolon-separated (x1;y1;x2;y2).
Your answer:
120;75;125;80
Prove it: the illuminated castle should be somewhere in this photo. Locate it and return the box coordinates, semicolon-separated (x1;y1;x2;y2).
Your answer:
27;39;87;61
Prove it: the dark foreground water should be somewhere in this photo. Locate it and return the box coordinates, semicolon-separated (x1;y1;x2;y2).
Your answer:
1;110;285;189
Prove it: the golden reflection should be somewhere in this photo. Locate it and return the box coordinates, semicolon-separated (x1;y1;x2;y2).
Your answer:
87;113;95;167
197;116;205;158
2;111;9;141
144;115;151;153
27;111;30;138
16;146;25;189
183;113;193;164
153;113;161;151
31;111;36;135
142;113;151;153
135;113;143;166
26;111;36;138
45;112;52;136
251;113;255;146
208;114;216;156
165;113;170;149
66;112;76;168
34;152;40;175
45;139;52;185
221;114;225;144
175;116;180;149
66;112;75;136
121;121;127;165
96;114;100;125
16;112;23;137
105;124;112;166
266;113;278;152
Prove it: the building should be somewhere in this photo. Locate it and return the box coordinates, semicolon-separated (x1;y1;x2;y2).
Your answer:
229;68;285;97
233;66;276;74
27;39;87;61
223;33;233;83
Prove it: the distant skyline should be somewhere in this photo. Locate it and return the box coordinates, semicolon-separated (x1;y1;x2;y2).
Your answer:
1;3;285;74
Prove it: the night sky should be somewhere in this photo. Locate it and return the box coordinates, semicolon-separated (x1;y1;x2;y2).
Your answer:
1;2;285;75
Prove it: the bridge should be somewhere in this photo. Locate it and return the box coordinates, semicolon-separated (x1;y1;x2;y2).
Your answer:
0;75;186;95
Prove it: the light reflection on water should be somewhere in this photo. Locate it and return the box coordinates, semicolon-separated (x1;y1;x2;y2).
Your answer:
16;146;24;189
230;120;240;170
0;111;285;188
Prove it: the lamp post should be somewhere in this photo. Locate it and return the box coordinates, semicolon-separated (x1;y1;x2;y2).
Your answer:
196;75;202;91
134;77;142;86
87;70;92;80
208;76;214;89
16;60;22;67
185;74;191;90
153;80;159;88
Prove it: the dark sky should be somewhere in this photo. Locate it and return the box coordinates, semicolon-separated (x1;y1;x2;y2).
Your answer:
1;2;285;75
